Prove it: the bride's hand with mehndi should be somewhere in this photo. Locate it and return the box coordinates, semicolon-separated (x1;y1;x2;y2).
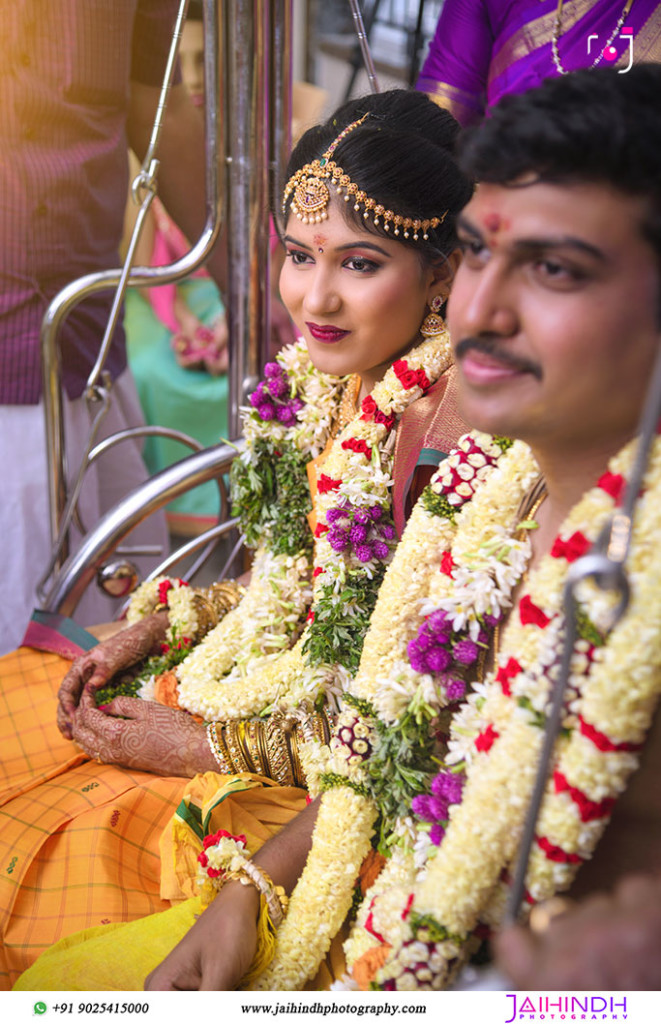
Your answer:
70;685;216;776
57;612;169;740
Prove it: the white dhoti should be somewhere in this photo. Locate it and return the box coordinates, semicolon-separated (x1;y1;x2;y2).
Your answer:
0;370;169;654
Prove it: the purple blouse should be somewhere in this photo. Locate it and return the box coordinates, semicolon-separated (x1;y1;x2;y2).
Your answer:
0;0;180;404
417;0;661;126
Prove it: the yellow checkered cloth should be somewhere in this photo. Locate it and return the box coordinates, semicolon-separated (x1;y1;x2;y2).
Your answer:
0;647;306;990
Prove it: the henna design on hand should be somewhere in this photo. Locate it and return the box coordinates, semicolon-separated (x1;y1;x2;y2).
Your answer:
57;612;169;740
71;688;216;777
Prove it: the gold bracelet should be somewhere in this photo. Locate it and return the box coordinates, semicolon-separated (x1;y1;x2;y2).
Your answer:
265;713;296;787
242;720;262;775
224;720;252;774
238;861;289;928
206;722;232;773
210;858;288;928
287;726;306;788
217;724;237;774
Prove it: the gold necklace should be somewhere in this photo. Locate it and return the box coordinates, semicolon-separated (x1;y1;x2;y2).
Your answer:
551;0;634;76
333;374;361;436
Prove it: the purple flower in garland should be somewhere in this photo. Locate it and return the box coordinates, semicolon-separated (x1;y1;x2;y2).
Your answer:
429;823;446;846
407;649;427;674
276;405;297;426
426;647;452;673
411;793;436;822
326;506;348;525
249;384;266;407
349;522;368;545
431;770;464;804
249;364;303;425
412;769;465;846
323;499;395;565
446;678;466;701
257;401;276;421
372;540;390;560
453;638;479;666
412;631;433;653
328;527;349;552
268;375;289;399
355;543;374;563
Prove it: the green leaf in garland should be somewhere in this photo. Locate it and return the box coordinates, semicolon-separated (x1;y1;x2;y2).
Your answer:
303;566;385;672
364;708;438;854
409;911;463;945
94;629;194;706
230;439;313;557
575;606;606;648
421;486;457;522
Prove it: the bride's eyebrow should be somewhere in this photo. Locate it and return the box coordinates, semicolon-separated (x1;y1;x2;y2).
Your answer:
336;241;391;257
283;234;312;249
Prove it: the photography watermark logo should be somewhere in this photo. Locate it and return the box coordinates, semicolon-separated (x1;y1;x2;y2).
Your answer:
588;26;634;73
505;994;628;1022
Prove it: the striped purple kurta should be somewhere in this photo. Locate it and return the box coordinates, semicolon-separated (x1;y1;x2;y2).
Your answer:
0;0;179;403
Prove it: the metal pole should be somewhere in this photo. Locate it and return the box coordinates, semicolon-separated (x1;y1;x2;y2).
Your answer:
270;0;294;241
224;0;271;440
41;0;223;563
41;443;241;617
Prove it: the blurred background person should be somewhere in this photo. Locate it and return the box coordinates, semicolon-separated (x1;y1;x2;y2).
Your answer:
122;0;231;540
0;0;226;654
416;0;660;126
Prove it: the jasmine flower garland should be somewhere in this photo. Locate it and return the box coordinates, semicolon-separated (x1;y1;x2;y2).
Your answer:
153;332;453;727
252;432;661;991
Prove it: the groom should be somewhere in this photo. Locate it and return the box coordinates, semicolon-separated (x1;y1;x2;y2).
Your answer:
452;61;661;990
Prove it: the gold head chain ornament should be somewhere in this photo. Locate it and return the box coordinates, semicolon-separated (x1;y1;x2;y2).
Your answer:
283;112;448;241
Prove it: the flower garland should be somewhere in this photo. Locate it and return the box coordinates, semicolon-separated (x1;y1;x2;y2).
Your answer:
252;431;661;990
137;333;453;727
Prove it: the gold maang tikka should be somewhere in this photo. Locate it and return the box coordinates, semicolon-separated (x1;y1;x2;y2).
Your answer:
282;112;448;242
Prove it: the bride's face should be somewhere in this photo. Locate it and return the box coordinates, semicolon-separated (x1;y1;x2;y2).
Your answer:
279;198;442;393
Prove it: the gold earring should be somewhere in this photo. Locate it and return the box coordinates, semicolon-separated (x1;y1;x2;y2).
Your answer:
420;294;446;337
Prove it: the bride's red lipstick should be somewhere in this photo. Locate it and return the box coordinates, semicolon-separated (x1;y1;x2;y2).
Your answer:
306;322;350;343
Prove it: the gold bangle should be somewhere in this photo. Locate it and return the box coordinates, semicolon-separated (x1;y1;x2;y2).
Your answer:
256;720;270;778
206;722;231;773
225;720;251;774
239;861;289;927
237;720;259;774
265;713;296;787
216;724;237;774
245;720;266;776
287;725;306;788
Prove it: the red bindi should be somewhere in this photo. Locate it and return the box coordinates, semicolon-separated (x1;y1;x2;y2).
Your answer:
313;233;328;253
484;213;502;233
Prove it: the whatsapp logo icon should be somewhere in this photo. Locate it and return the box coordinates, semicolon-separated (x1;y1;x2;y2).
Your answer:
33;1003;47;1015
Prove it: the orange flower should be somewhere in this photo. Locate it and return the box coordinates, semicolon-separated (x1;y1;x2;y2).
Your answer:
358;847;386;895
154;670;204;723
352;943;392;991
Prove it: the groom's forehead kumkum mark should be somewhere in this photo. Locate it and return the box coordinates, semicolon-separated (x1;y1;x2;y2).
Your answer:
484;212;506;236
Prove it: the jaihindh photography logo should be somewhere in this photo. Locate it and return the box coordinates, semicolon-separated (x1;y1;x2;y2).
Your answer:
504;994;628;1022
